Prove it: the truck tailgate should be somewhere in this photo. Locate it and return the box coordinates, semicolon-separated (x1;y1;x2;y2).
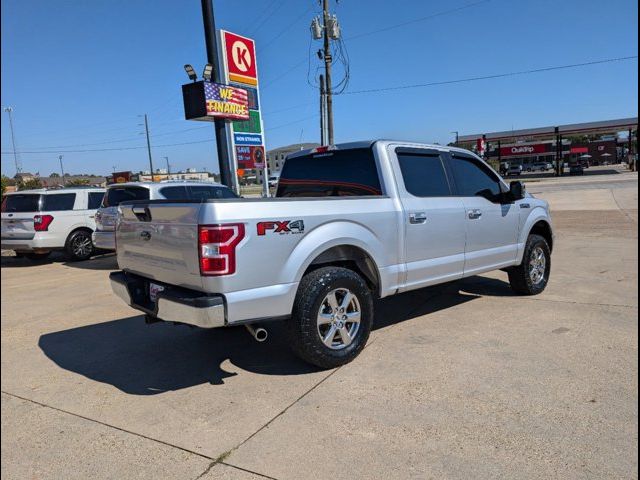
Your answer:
117;202;203;290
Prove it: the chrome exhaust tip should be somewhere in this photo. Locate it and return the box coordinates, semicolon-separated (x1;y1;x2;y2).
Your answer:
245;324;268;342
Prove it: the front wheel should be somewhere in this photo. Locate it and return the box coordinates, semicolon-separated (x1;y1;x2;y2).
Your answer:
288;266;374;369
65;230;94;261
508;234;551;295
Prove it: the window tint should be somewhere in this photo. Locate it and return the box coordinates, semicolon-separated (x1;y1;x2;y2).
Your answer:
188;185;237;200
159;186;188;200
43;193;76;211
277;148;382;197
397;153;451;197
450;156;502;201
88;192;105;209
104;186;150;207
1;194;41;212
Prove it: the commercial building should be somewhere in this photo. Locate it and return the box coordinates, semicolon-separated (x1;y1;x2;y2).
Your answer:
458;117;638;173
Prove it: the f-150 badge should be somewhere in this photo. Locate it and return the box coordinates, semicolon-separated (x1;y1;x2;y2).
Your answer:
257;220;305;236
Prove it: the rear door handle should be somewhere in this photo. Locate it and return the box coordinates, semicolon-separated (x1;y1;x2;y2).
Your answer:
409;212;427;224
468;209;482;220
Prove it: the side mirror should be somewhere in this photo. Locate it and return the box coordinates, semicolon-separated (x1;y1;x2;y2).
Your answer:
509;181;526;201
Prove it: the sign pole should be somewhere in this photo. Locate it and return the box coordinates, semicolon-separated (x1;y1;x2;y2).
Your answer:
201;0;234;191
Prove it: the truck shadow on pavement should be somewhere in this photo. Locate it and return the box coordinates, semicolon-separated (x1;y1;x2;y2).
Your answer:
38;276;513;395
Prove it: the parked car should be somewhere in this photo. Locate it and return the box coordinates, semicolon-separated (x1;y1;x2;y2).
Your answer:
526;162;550;172
569;163;585;176
267;174;280;189
506;164;523;176
93;181;237;251
110;140;554;369
1;187;106;261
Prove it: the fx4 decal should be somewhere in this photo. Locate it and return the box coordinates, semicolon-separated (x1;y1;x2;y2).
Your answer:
257;220;305;236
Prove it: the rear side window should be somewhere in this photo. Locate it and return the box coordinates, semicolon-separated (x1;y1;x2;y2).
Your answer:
159;186;188;200
397;152;451;197
88;192;105;209
276;148;382;197
188;185;237;200
104;186;150;207
1;194;41;212
43;193;76;211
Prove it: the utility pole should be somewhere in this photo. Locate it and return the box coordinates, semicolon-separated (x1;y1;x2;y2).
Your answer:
59;155;66;186
164;156;171;178
319;74;326;146
451;131;459;147
322;0;334;145
201;0;234;191
143;114;155;180
4;107;22;174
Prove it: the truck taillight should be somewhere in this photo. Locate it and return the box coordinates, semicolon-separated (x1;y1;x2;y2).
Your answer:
198;223;245;276
34;215;54;231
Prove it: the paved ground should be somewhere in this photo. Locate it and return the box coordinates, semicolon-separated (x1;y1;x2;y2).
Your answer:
2;170;637;479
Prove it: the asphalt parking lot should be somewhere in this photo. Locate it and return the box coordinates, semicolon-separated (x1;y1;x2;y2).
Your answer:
2;170;637;480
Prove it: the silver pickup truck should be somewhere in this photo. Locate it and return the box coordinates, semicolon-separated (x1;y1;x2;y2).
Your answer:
110;141;554;368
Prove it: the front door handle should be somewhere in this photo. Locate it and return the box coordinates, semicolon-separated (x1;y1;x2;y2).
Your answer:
409;212;427;224
468;209;482;220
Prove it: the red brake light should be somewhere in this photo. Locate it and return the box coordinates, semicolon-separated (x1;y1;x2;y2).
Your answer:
34;215;54;231
198;223;245;276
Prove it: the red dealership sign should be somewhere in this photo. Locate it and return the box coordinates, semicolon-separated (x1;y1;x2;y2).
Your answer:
500;144;548;156
570;147;589;154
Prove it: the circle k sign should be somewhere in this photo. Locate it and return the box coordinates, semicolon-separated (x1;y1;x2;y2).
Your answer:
222;31;258;86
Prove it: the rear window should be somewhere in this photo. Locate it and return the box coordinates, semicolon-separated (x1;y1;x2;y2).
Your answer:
1;194;41;212
103;186;150;207
42;193;76;211
276;148;382;197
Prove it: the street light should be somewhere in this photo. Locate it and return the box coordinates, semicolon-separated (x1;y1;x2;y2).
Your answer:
184;64;197;82
202;63;214;81
451;131;459;147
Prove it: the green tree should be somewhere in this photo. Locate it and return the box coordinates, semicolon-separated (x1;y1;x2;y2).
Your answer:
18;178;43;190
49;172;60;178
1;175;10;195
65;178;90;186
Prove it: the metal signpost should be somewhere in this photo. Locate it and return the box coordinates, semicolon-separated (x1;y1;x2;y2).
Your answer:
219;30;270;197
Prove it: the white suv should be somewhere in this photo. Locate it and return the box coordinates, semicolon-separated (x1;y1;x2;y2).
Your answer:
1;187;105;261
93;181;237;251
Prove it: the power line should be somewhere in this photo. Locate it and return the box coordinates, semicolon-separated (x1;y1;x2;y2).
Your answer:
339;55;639;95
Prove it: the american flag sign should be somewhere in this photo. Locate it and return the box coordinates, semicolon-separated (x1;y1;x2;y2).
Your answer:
204;82;250;121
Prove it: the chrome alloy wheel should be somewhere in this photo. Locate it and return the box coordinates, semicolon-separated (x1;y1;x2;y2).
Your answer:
529;246;546;285
72;235;92;257
317;288;361;350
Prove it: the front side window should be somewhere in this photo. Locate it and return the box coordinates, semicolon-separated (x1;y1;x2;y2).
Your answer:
188;185;237;200
277;147;382;197
450;156;502;202
397;152;451;197
42;193;76;211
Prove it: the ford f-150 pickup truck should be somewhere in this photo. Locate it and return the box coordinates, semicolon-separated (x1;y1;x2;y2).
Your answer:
110;141;553;368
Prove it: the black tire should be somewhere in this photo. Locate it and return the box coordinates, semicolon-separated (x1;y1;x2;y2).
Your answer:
508;234;551;295
24;252;51;261
288;266;374;369
65;229;94;261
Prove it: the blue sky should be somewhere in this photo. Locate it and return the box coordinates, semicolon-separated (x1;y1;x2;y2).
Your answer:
1;0;637;177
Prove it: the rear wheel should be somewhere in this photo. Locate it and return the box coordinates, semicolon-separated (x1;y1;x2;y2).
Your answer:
288;266;373;369
508;234;551;295
65;230;94;261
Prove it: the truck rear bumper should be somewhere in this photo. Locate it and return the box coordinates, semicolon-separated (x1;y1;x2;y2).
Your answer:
110;271;226;328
